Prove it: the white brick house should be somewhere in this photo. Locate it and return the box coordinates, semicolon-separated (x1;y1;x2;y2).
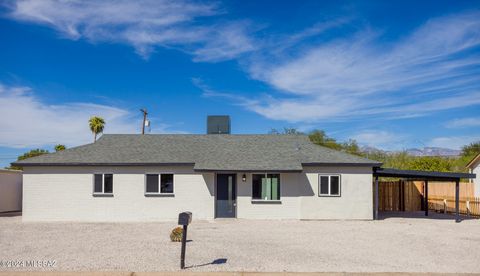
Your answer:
14;134;380;222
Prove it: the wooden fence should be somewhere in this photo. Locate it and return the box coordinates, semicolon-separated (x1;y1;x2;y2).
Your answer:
428;196;480;217
376;180;480;217
377;181;423;211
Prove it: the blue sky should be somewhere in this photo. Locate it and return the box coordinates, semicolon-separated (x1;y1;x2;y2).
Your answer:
0;0;479;167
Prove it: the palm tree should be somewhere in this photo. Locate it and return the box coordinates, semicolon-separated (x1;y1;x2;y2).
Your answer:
89;116;105;142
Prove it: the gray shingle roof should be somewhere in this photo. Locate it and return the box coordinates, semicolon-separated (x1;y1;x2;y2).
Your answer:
12;134;381;171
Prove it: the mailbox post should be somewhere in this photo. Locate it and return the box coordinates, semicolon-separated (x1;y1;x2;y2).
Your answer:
178;211;192;269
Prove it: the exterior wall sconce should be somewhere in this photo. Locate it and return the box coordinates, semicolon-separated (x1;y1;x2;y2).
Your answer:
242;174;246;182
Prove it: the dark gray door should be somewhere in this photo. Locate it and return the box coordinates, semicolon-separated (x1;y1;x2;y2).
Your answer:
216;174;237;218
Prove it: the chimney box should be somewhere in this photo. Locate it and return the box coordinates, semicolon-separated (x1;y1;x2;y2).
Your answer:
207;116;231;134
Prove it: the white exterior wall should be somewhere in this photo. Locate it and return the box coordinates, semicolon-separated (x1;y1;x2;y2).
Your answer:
23;166;214;222
0;169;23;212
300;166;373;220
473;165;480;197
237;173;300;219
236;167;373;220
23;165;373;221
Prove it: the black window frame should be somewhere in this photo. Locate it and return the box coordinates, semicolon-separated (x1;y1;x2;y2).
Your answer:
145;173;175;195
251;173;281;201
318;174;341;197
93;173;114;196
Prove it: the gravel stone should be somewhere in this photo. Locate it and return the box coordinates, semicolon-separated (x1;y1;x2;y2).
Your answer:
1;212;479;273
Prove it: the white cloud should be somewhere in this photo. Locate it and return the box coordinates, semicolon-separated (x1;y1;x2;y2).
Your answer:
5;2;480;125
445;117;480;128
430;135;480;150
352;130;408;150
236;12;480;122
0;83;179;148
6;0;255;61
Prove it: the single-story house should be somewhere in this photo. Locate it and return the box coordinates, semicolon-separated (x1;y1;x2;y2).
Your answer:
467;153;480;197
13;132;381;222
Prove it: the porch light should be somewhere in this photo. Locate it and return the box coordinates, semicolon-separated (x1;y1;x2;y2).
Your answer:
242;174;246;182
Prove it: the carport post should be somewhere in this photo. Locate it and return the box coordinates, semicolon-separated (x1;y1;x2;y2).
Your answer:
424;180;428;216
455;179;460;223
374;175;379;220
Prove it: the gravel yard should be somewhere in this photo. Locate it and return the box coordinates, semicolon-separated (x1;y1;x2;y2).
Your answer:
1;212;480;273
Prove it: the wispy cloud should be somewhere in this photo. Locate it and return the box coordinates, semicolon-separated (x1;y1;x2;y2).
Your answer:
5;0;256;61
0;83;181;148
352;130;408;150
4;2;480;126
445;117;480;128
227;12;480;122
430;135;480;150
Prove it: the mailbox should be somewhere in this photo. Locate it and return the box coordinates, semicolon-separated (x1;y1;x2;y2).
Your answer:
178;211;192;269
178;211;192;226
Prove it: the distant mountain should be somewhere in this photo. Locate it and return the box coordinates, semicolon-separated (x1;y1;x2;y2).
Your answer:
360;146;461;157
405;147;461;157
360;146;385;154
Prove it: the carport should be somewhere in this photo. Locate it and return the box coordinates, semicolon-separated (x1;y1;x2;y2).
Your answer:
373;168;476;222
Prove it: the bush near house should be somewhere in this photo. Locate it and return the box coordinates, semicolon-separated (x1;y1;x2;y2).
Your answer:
170;227;183;242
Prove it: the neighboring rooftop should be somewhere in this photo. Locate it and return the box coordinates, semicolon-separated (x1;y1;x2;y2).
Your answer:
466;153;480;169
12;134;381;171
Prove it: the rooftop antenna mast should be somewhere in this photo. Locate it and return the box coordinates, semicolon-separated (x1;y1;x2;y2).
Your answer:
140;108;148;135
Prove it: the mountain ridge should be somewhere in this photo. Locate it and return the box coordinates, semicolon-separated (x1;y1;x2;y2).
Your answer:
360;146;461;157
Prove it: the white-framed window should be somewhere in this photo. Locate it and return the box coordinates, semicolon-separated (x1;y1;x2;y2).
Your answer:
93;173;113;196
252;173;280;201
318;174;341;197
145;173;174;195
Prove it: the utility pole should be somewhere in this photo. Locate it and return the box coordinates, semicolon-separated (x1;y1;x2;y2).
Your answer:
140;108;148;135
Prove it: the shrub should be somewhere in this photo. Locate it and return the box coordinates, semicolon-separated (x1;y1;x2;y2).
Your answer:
170;227;183;242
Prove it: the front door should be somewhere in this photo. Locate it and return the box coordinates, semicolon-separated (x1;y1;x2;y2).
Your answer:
215;174;237;218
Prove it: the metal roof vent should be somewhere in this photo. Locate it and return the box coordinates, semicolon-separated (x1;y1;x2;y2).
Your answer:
207;115;231;134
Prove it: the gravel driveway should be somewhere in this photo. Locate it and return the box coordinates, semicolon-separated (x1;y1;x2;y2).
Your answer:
1;212;480;273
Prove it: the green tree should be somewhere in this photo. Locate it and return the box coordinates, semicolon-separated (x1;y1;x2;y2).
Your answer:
89;116;105;142
308;130;342;151
411;156;456;172
9;149;49;170
461;141;480;158
54;144;66;152
341;139;361;156
384;152;412;170
450;141;480;171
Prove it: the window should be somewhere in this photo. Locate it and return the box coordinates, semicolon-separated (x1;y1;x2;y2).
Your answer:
146;174;159;193
93;174;113;195
161;174;174;193
252;173;280;200
318;175;341;196
145;173;174;195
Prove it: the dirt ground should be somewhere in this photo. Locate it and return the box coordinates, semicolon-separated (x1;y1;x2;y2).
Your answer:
1;212;480;273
